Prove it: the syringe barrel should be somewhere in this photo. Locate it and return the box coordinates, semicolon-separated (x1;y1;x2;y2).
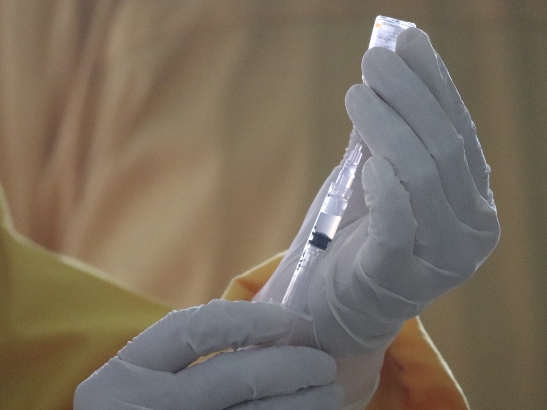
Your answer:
314;184;351;240
313;143;362;240
281;244;323;319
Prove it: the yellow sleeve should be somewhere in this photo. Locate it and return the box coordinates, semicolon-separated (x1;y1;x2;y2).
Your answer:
0;186;171;410
223;255;470;410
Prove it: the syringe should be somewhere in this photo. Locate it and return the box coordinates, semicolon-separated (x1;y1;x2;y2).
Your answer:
281;143;363;319
280;15;415;321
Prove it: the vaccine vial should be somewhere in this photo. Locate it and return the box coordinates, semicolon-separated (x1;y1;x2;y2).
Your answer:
369;16;416;51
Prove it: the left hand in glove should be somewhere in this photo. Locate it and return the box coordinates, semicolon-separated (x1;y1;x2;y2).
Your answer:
74;300;344;410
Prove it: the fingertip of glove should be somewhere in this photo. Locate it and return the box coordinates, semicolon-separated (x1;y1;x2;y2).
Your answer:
362;157;406;201
363;155;392;173
397;27;429;47
361;46;392;76
395;28;435;65
314;348;338;379
346;82;367;95
345;83;369;112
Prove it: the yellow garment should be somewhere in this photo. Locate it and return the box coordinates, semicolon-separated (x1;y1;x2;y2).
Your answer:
1;185;468;410
0;187;169;410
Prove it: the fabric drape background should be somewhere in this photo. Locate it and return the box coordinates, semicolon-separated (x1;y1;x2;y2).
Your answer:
0;1;544;409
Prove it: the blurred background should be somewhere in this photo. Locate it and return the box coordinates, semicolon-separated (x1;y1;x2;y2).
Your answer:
1;1;545;409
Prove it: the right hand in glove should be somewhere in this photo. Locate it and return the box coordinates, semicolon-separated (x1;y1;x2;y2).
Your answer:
255;27;500;407
74;300;344;410
258;27;500;352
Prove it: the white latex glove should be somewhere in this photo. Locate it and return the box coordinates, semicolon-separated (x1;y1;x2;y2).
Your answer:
255;27;500;406
74;300;344;410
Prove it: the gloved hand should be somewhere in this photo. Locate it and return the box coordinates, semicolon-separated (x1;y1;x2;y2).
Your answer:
254;27;500;406
74;300;344;410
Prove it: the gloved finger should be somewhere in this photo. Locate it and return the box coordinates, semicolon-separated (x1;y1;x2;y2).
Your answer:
345;83;452;242
174;346;338;409
361;156;416;255
358;155;419;298
361;46;488;230
358;156;446;302
396;27;493;205
327;158;424;317
226;383;344;410
117;300;294;372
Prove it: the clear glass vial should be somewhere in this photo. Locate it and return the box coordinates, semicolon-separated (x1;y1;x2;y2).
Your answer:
368;16;416;51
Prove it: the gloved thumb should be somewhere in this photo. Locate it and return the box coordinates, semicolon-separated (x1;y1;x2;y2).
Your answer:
117;300;294;372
